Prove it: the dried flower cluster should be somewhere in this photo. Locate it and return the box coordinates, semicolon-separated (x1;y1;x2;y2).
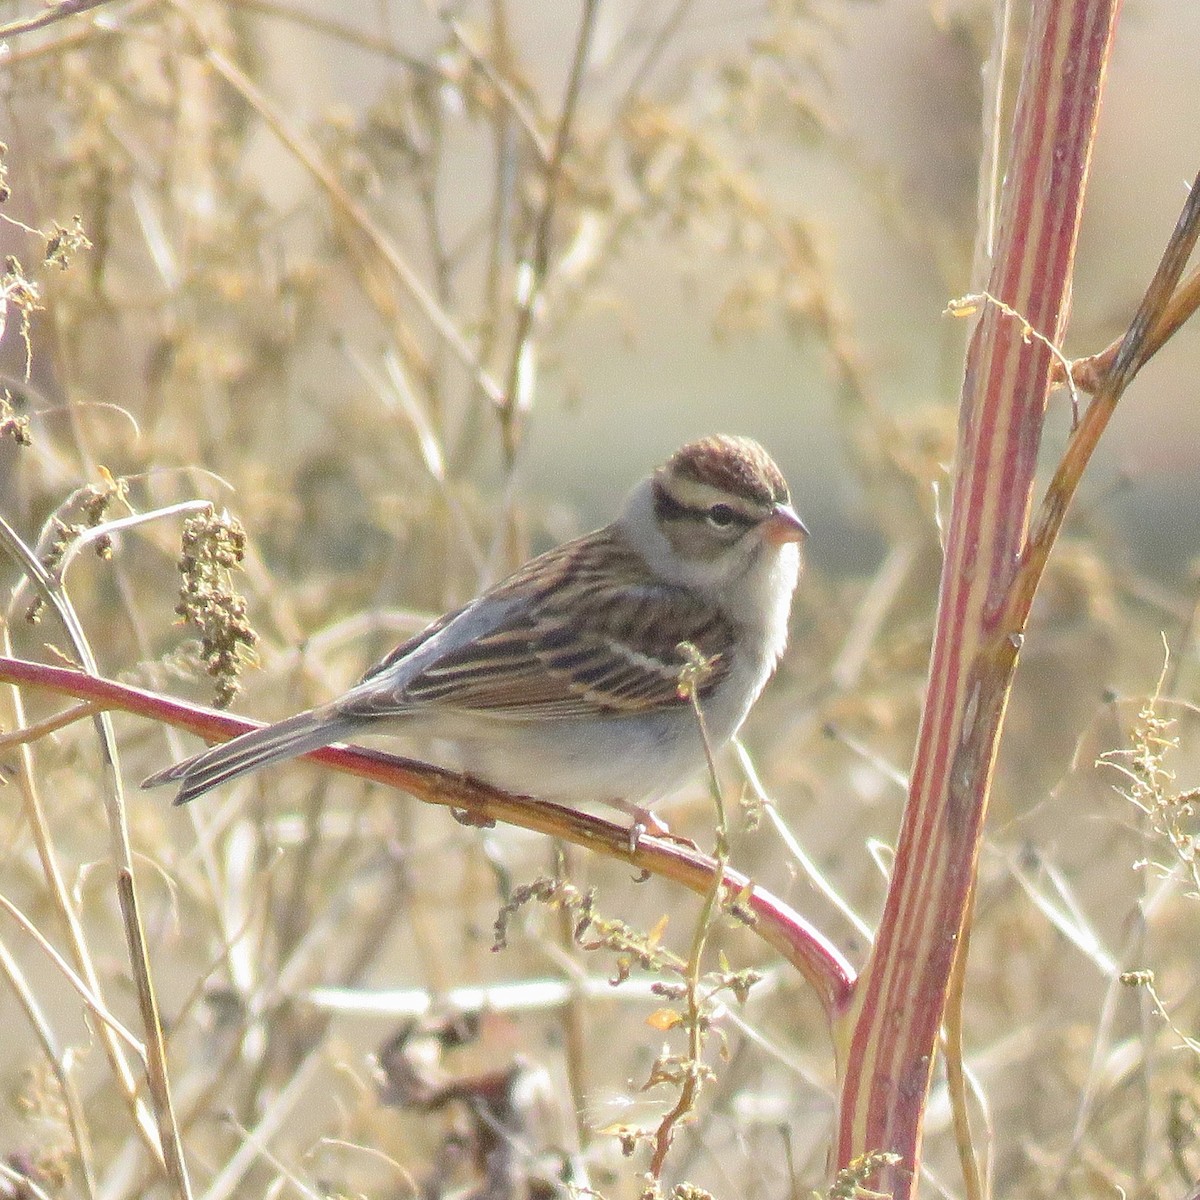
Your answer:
175;507;258;707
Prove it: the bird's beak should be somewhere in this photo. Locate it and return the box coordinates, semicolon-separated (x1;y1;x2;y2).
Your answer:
762;503;809;546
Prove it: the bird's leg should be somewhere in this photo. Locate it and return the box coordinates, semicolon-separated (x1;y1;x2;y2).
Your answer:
612;801;698;854
450;806;496;829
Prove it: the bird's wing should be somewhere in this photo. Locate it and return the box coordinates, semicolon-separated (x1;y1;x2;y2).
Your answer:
339;533;733;721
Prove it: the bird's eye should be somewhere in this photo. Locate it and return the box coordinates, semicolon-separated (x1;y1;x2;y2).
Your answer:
706;503;737;528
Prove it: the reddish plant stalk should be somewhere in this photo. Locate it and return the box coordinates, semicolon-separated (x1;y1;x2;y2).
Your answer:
832;1;1121;1189
0;654;854;1017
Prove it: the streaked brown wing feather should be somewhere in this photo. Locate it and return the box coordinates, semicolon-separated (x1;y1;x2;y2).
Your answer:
341;530;733;721
357;611;456;684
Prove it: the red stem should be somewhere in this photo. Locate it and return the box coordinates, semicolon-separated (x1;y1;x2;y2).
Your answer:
0;654;855;1017
831;1;1120;1189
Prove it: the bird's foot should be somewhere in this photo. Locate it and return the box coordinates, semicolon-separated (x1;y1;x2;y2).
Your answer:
616;803;698;854
450;805;496;829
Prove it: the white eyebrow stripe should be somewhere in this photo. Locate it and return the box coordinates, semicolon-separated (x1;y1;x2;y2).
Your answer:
665;476;764;516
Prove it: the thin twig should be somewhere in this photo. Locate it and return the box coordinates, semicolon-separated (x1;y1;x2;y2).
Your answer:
0;624;164;1174
496;0;599;465
172;3;505;411
942;887;987;1200
0;893;147;1059
344;344;485;574
194;1050;324;1200
551;840;593;1150
0;0;119;38
616;0;697;114
1057;265;1200;395
0;698;98;751
971;0;1014;284
0;1159;55;1200
648;643;730;1179
0;517;191;1196
1053;869;1178;1185
54;500;214;586
1007;169;1200;632
734;740;874;943
443;12;551;162
224;0;432;72
0;935;99;1199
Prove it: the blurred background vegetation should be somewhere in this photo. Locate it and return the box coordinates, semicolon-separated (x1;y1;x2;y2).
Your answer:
1;1;1199;1198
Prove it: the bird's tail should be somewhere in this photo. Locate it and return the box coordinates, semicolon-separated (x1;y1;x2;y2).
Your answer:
141;707;359;806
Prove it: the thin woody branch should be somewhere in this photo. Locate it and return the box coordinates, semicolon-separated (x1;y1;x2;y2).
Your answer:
1052;265;1200;395
1009;169;1200;633
0;653;855;1020
0;0;117;38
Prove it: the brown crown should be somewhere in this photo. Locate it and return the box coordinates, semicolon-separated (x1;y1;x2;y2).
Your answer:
664;435;789;506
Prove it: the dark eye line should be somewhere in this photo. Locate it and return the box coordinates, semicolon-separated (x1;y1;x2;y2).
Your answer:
654;483;758;531
653;486;692;524
711;499;758;526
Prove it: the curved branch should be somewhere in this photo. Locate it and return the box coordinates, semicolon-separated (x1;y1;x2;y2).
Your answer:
0;654;856;1021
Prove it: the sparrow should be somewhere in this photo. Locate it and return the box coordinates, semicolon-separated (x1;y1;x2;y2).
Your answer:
143;435;808;816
